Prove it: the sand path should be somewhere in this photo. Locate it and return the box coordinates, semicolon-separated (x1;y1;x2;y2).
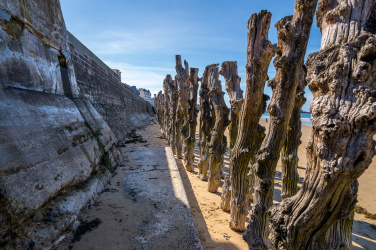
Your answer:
64;122;201;249
63;120;376;249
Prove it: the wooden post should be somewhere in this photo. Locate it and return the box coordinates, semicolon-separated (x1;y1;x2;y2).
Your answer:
207;66;230;193
219;61;243;212
175;55;189;160
244;1;318;248
184;68;199;171
197;65;216;181
228;11;276;232
269;1;376;248
281;66;307;199
168;77;179;155
163;75;173;143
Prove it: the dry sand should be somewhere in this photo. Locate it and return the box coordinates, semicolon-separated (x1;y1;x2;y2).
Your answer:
171;119;376;250
64;119;376;249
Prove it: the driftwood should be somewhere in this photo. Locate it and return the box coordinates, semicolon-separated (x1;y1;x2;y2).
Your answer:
175;55;189;159
184;68;199;171
280;66;307;199
219;61;243;212
197;65;216;181
228;11;275;232
269;1;376;248
244;1;318;248
207;66;230;193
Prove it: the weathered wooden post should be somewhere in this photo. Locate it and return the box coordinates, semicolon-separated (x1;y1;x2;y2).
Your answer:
269;1;376;248
280;66;307;199
228;11;276;232
175;55;189;160
168;76;179;155
184;68;199;171
155;91;163;129
207;66;230;193
219;61;243;212
244;0;319;248
197;65;216;181
163;75;172;142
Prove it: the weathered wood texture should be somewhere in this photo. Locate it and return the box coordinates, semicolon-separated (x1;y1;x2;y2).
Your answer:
220;61;244;149
281;66;307;199
269;1;376;249
228;11;275;232
197;65;216;181
175;55;189;159
168;76;179;155
317;0;376;50
155;91;163;129
163;75;173;142
184;68;199;171
219;61;243;212
207;66;230;193
244;1;318;248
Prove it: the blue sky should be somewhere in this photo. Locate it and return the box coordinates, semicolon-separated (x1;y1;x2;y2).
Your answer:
60;0;321;111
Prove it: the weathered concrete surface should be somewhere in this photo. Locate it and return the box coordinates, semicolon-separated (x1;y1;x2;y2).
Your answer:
0;0;78;96
68;32;154;139
65;143;202;250
0;0;154;248
0;86;122;248
0;0;68;47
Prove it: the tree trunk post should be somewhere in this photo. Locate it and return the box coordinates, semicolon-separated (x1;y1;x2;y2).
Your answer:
184;68;199;171
163;75;174;144
219;61;244;212
207;66;230;193
269;1;376;248
175;55;189;159
197;65;216;181
281;66;307;199
155;91;163;130
228;11;276;232
161;93;168;138
244;1;318;248
166;75;179;155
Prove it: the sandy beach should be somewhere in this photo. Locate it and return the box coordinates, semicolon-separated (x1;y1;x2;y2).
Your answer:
170;118;376;250
66;119;376;249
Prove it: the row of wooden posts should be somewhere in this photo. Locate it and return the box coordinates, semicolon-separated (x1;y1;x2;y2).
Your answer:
155;1;376;249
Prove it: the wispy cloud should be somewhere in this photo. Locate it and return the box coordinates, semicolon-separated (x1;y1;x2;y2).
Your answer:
84;24;243;56
104;61;174;96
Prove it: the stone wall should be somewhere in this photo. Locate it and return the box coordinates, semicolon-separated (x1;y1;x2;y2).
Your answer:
68;32;154;140
0;0;153;248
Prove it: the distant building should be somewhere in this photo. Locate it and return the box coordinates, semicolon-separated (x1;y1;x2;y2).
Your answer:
112;69;121;78
138;88;154;106
129;86;140;96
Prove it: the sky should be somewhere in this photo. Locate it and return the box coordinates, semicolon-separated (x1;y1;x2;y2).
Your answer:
60;0;322;111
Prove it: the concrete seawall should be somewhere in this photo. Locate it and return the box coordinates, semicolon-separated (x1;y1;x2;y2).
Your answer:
0;0;153;248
